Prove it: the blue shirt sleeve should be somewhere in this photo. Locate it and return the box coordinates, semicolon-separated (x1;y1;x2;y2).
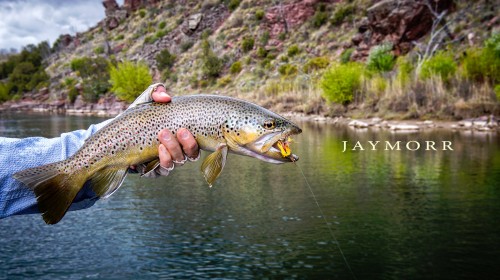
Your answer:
0;119;112;219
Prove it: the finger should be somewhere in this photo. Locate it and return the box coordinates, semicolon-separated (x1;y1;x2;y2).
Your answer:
159;129;185;162
158;144;174;169
176;128;199;160
152;85;171;103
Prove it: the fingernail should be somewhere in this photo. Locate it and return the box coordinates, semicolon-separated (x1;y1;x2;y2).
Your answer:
162;131;172;141
180;129;190;140
158;91;170;97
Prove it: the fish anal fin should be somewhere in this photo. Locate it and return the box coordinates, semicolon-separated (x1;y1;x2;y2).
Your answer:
13;163;86;225
200;143;228;187
89;167;128;198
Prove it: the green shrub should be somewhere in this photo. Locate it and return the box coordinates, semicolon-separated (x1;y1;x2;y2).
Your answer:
155;29;168;38
331;4;355;25
217;75;232;87
287;45;300;57
201;29;212;40
82;78;109;102
9;62;36;92
255;9;265;21
303;56;329;73
67;86;79;103
230;61;242;74
312;11;328;27
0;82;11;102
71;57;108;78
257;47;268;58
462;34;500;84
115;34;124;41
320;62;364;104
278;32;286;41
260;31;270;46
139;9;146;18
227;0;240;11
260;58;272;69
419;51;457;82
366;43;395;72
278;64;298;77
241;37;254;52
396;56;414;86
144;35;158;44
27;70;49;90
201;40;223;79
180;40;194;52
340;48;354;64
156;49;176;71
70;57;110;101
109;60;152;102
158;21;167;29
485;33;500;57
94;46;105;54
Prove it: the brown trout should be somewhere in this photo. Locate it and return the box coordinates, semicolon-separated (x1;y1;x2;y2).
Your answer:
13;95;302;224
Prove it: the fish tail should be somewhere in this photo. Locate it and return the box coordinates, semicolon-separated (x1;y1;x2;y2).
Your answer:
13;162;86;225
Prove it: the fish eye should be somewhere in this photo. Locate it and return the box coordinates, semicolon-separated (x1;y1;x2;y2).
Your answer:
263;119;276;130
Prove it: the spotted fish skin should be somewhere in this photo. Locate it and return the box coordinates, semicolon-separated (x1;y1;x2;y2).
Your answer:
13;94;302;224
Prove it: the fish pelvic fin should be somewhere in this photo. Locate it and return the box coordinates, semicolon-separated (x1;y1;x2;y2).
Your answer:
13;162;87;225
88;167;128;198
201;143;228;187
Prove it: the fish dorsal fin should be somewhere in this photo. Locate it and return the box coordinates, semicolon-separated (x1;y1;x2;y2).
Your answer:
200;143;228;187
88;167;128;198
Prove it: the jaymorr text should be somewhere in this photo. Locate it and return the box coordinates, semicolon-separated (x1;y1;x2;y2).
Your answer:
342;141;453;153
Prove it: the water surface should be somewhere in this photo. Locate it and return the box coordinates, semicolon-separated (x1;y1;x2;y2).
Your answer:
1;112;499;279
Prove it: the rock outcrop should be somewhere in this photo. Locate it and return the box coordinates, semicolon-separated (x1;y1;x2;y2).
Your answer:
350;0;455;60
123;0;161;13
141;4;230;62
264;0;319;46
102;0;128;30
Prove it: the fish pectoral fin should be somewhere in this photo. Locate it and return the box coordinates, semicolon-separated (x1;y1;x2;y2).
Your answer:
89;167;128;198
141;159;160;176
200;143;228;187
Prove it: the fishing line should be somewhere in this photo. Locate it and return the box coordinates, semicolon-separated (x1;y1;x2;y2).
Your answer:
293;161;357;280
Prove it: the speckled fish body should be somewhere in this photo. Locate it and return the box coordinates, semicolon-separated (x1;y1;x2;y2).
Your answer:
13;95;302;224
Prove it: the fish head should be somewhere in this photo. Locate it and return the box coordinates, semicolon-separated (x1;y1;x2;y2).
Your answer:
223;108;302;164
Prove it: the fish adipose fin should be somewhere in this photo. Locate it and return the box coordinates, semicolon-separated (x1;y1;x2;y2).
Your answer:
13;162;87;225
89;168;128;198
201;143;228;187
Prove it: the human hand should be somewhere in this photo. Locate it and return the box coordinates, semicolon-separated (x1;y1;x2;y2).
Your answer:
131;83;200;177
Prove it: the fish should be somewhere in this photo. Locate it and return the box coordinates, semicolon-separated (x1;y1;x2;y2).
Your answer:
13;94;302;224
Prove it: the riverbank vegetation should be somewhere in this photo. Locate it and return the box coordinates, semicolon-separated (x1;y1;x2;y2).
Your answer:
320;34;500;119
0;0;498;120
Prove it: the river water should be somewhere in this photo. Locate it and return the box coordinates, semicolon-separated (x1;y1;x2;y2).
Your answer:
1;112;499;279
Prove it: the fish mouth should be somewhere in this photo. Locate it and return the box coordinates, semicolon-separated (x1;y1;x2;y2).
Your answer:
246;126;302;163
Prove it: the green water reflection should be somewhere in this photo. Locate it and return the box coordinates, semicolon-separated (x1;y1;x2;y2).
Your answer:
1;112;499;279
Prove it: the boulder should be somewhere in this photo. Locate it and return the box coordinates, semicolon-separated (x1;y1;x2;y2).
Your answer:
188;13;203;31
389;124;420;131
348;120;370;128
350;0;455;59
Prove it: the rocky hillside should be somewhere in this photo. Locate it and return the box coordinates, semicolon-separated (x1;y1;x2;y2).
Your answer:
2;0;499;118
